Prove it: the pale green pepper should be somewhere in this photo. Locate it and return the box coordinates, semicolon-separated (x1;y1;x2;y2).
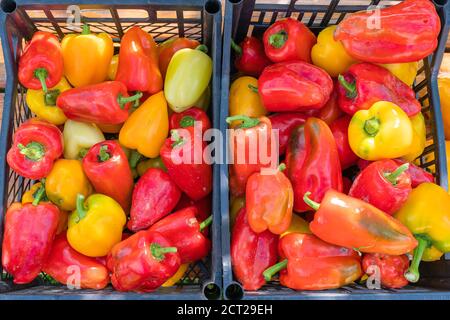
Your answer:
63;120;105;159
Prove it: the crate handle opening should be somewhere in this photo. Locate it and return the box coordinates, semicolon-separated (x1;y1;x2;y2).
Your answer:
0;0;16;13
203;282;222;300
205;0;221;15
225;282;244;300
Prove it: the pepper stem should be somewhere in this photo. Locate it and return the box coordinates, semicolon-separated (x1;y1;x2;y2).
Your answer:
230;39;242;56
303;191;320;211
195;44;208;54
78;148;89;159
17;142;45;161
34;68;48;93
97;145;111;162
248;84;259;93
384;163;410;186
268;30;288;49
150;243;178;261
278;163;286;172
128;150;142;169
171;129;185;148
404;235;431;283
81;24;90;35
199;215;213;231
338;74;357;99
117;92;143;110
44;89;60;106
180;116;195;128
32;179;46;206
75;194;88;221
263;259;288;282
226;115;260;128
364;117;380;136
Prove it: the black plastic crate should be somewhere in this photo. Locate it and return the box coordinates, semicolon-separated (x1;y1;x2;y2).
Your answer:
0;0;222;300
220;0;450;300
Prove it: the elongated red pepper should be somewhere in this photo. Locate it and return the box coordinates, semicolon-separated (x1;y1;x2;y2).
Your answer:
258;61;333;112
169;107;211;133
268;113;307;155
263;18;316;63
107;230;180;292
42;234;110;289
82;140;133;211
231;36;271;77
285;117;343;212
18;31;63;92
337;63;421;116
174;193;211;229
335;0;441;63
362;253;409;289
7;118;63;180
231;207;278;291
128;168;181;232
330;116;359;169
349;160;412;215
57;81;142;124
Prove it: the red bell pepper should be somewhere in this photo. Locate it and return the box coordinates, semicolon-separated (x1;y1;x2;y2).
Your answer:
82;140;133;211
263;233;362;290
231;207;278;291
334;0;441;63
263;18;316;63
57;81;142;124
231;36;271;77
349;160;412;215
149;207;211;263
160;126;212;201
304;80;343;125
169;106;211;133
337;63;421;116
305;189;418;255
362;253;409;289
42;234;110;289
128;168;181;232
7;118;63;180
18;31;63;92
330;116;359;169
258;61;333;112
115;26;163;94
174;193;211;226
107;230;180;292
285;117;343;212
268;113;307;156
158;37;200;79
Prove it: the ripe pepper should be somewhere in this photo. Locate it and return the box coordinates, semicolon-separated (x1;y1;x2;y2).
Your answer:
61;24;114;87
258;61;333;112
348;101;414;160
128;168;181;232
438;78;450;140
57;81;142;124
45;159;93;211
395;183;450;282
349;160;412;215
304;81;343;125
229;196;245;230
329;116;359;169
280;214;311;238
362;253;409;289
229;76;267;128
402;112;426;162
136;157;167;176
2;200;59;284
82;140;133;212
107;230;180;292
337;63;421;116
107;54;119;81
174;193;211;227
158;37;200;79
63;120;105;159
379;62;419;87
68;193;126;257
7;118;63;180
26;77;71;125
263;233;361;290
305;189;418;255
161;263;189;287
115;26;162;95
268;113;307;156
119;91;169;158
285;117;343;212
231;207;278;291
18;31;63;92
334;0;441;63
164;45;212;113
231;37;271;77
42;234;110;289
169;106;211;133
263;18;316;63
246;164;293;234
160;127;212;201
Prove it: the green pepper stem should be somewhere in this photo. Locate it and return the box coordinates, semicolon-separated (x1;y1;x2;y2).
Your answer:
405;235;431;283
81;24;90;35
303;191;320;211
32;179;46;206
180;116;195;128
263;259;288;282
338;74;357;99
17;142;45;161
150;243;178;261
128;150;142;169
78;148;89;160
171;129;185;148
44;89;60;106
199;215;213;231
384;163;410;186
268;30;288;49
278;163;286;172
248;84;259;94
34;68;48;93
97;145;111;162
117;92;143;110
230;39;242;56
75;194;88;221
225;115;260;128
364;117;380;136
195;44;208;54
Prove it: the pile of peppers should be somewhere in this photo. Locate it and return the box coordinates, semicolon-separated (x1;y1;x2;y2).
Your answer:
3;25;214;292
229;0;447;292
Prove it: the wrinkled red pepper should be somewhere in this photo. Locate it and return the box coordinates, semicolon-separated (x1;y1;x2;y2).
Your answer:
169;107;211;133
268;113;307;155
362;253;409;289
330;116;359;169
231;36;271;77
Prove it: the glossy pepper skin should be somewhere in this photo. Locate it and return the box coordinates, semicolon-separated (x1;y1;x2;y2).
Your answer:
231;37;271;77
63;120;105;160
258;61;333;112
128;168;181;232
280;214;311;238
115;26;162;94
231;207;278;291
439;78;450;139
338;63;421;116
362;253;409;289
304;81;343;125
82;140;134;211
18;31;63;92
263;18;316;63
402;112;426;162
107;230;180;292
335;0;441;63
107;54;119;81
158;37;200;79
137;157;167;176
268;113;307;156
7;118;64;180
380;62;419;87
2;202;59;284
263;233;361;291
329;116;359;169
306;189;418;255
42;234;110;289
169;107;211;133
174;193;211;227
285;117;343;212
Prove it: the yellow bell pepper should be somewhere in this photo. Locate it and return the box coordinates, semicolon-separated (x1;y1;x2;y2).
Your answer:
438;78;450;140
280;214;311;238
119;91;169;158
45;159;93;211
228;76;267;128
229;196;245;230
311;25;358;77
402;112;426;162
348;101;414;160
379;62;419;87
136;157;167;176
107;54;119;81
61;24;114;87
25;77;71;125
67;193;126;257
162;263;189;287
63;120;105;160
